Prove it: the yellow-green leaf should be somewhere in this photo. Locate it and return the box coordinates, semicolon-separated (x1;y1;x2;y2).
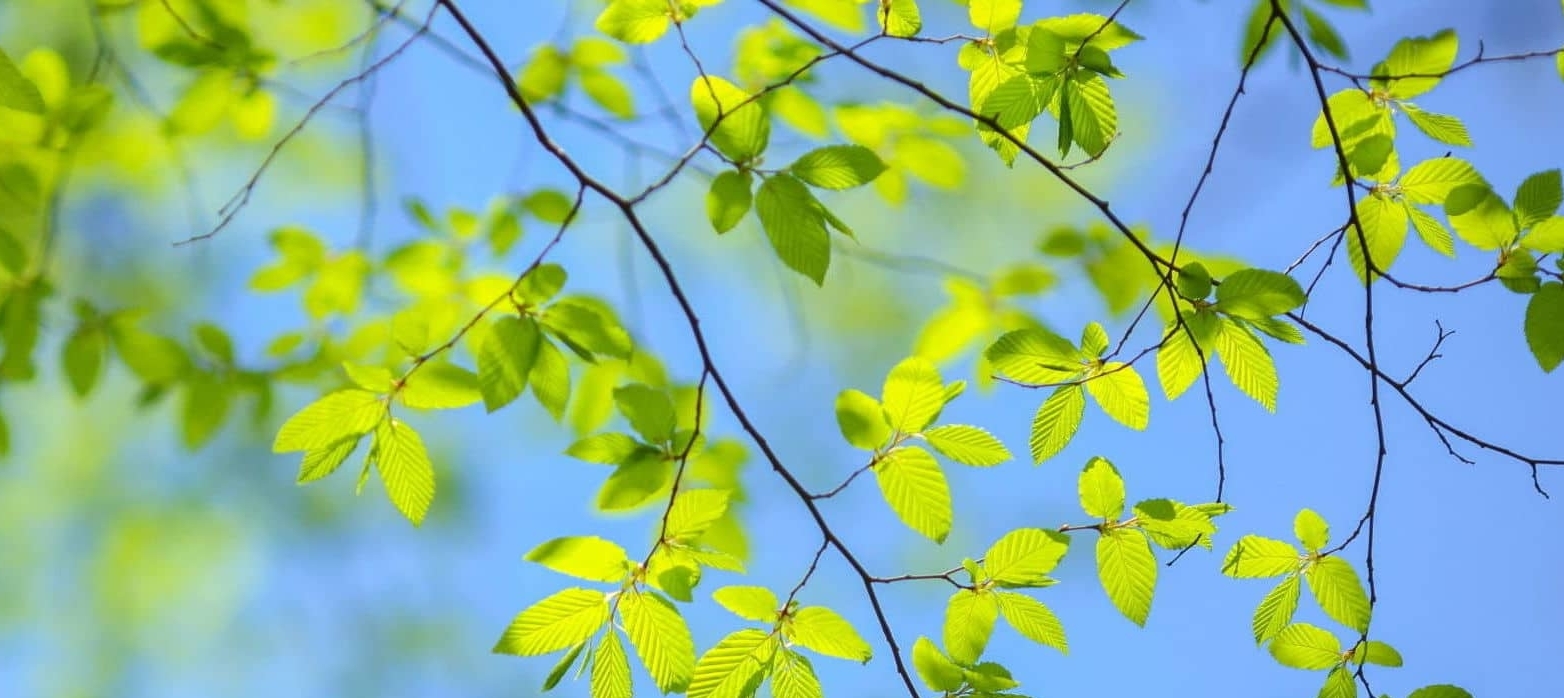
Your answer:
687;628;770;698
1030;384;1085;464
835;388;891;450
591;631;634;698
1085;362;1149;430
712;585;779;622
923;424;1010;466
788;606;872;663
1214;319;1278;412
524;536;631;583
1253;574;1302;644
691;74;770;163
755;174;830;285
1078;456;1125;520
493;587;611;656
1306;556;1371;633
983;527;1069;586
477;316;541;412
789;145;886;190
374;420;437;525
1347;193;1409;282
1222;535;1301;578
399;362;483;410
619;590;696;693
873;446;953;542
943;589;998;664
911;636;963;692
595;0;672;44
273;389;384;453
1294;508;1330;552
1268;623;1343;670
995;591;1067;653
1096;528;1157;626
881;356;946;433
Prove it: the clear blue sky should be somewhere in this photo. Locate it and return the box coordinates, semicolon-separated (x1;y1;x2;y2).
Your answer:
3;1;1562;697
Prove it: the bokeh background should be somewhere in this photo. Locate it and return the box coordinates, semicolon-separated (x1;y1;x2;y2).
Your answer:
1;1;1561;697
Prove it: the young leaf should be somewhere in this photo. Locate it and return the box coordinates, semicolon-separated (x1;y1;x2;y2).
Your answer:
943;589;999;664
1085;363;1150;430
1268;623;1343;670
1347;194;1409;282
477;316;541;412
1525;282;1564;371
1445;184;1517;250
374;420;437;526
873;446;953;543
968;0;1022;33
706;170;753;234
691;75;770;163
1515;169;1563;230
881;356;946;433
1253;574;1302;644
1157;318;1206;401
273;389;384;453
565;432;646;465
1306;556;1372;633
835;389;891;450
1176;262;1212;300
1214;319;1279;412
789;144;887;191
1320;665;1357;698
613;384;676;444
1374;29;1458;99
595;453;672;511
787;606;873;663
712;586;779;622
1408;687;1474;698
591;630;634;698
530;337;572;420
0;46;46;113
1294;508;1330;552
524;536;632;583
770;649;824;698
595;0;672;44
1096;529;1157;626
1222;535;1302;578
541;641;585;691
665;489;730;543
1407;204;1456;256
1030;384;1085;464
493;588;611;656
61;326;106;397
995;591;1068;653
1079;456;1126;520
985;327;1083;384
1361;639;1403;667
984;527;1070;586
1215;269;1307;319
910;636;964;692
878;0;922;38
399;362;483;410
619;590;696;693
923;424;1011;466
1401;103;1471;147
687;628;769;698
755;174;830;285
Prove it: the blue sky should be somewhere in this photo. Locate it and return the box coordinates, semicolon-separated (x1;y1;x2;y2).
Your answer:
4;1;1563;697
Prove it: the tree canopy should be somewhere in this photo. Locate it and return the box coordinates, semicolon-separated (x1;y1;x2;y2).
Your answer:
2;1;1563;697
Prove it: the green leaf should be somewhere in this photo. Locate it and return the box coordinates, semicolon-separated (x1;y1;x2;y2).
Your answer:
911;636;964;692
687;628;770;698
1514;169;1563;230
1080;322;1110;358
619;590;696;693
180;371;231;448
755;174;830;285
0;47;45;113
541;641;585;692
874;446;953;542
1408;687;1474;698
596;453;672;511
1134;499;1217;549
518;45;569;103
541;298;633;360
1398;157;1484;205
788;606;872;663
1085;363;1149;430
1214;319;1279;412
400;363;483;410
1320;665;1357;698
1177;262;1212;300
1373;29;1458;99
1348;194;1409;282
565;432;646;465
1078;456;1125;520
595;0;672;44
1269;623;1343;670
770;649;824;698
984;527;1069;586
494;588;611;656
834;389;891;450
579;68;635;119
1096;528;1157;626
1407;204;1456;257
968;0;1022;33
273;389;384;453
1222;535;1302;578
789;145;887;190
877;0;922;38
525;536;631;583
691;75;770;163
530;338;572;420
1401;103;1471;147
614;383;676;444
373;420;437;525
61;326;106;397
1030;385;1085;464
943;590;999;664
1523;216;1564;254
591;631;634;698
923;424;1011;466
1361;639;1403;667
1253;574;1302;644
1306;556;1372;633
995;591;1067;653
1311;89;1386;149
706;170;753;234
1526;283;1564;371
712;585;779;622
1215;269;1307;319
477;316;541;412
1061;74;1117;158
1445;184;1517;250
1157;314;1211;401
1295;509;1330;552
985;327;1083;384
665;488;730;543
881;356;946;433
297;437;361;483
1301;5;1348;59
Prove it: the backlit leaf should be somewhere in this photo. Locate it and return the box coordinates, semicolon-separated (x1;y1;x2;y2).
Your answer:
374;420;437;525
881;356;946;433
620;590;696;693
943;589;998;664
1030;385;1085;464
1096;528;1157;626
874;446;952;542
1269;623;1343;670
788;606;872;663
1306;556;1371;633
923;424;1011;466
494;588;611;656
995;591;1067;653
524;536;631;583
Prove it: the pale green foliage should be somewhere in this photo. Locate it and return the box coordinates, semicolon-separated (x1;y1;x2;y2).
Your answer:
494;588;611;656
